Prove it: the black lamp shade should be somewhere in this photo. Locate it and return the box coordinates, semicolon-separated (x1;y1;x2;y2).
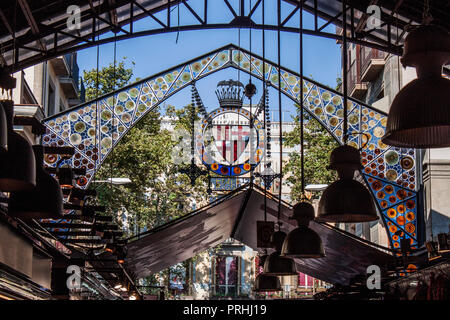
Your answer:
281;225;325;258
8;145;63;219
270;230;287;252
253;273;282;292
58;167;74;188
382;77;450;148
291;201;315;225
0;100;36;191
68;187;85;204
116;246;126;264
263;251;298;276
382;25;450;148
244;82;257;98
258;254;268;268
0;101;7;153
316;179;378;223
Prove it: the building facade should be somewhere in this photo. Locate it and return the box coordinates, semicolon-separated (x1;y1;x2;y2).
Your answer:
341;34;450;247
184;238;327;300
0;53;102;300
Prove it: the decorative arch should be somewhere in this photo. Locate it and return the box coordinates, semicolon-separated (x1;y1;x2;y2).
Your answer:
42;44;419;251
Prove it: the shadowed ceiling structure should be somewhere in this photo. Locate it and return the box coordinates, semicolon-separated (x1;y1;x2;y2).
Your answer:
125;185;394;285
1;0;449;73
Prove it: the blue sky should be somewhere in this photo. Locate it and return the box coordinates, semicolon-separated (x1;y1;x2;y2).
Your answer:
77;2;342;122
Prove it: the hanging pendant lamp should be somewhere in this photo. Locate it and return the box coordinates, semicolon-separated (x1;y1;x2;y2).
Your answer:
282;201;325;258
8;145;63;219
57;167;74;189
382;24;450;148
262;0;297;278
316;145;378;223
0;100;36;191
253;273;282;292
263;230;298;276
0;101;7;153
282;11;325;258
253;253;282;292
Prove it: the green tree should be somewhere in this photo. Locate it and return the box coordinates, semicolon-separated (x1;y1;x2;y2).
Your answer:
284;105;338;202
93;104;208;236
82;58;134;101
83;59;207;236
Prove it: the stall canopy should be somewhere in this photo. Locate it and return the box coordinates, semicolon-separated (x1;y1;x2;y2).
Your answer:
125;185;393;285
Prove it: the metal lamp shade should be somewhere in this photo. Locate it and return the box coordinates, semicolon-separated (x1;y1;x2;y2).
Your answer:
263;251;298;276
258;254;268;267
0;100;36;191
253;273;282;292
0;102;7;153
270;230;288;252
328;144;363;171
292;201;315;223
281;225;325;258
58;167;74;188
382;25;450;148
316;179;378;223
382;76;450;148
9;146;63;219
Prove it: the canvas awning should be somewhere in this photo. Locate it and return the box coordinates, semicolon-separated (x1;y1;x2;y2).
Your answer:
125;185;394;285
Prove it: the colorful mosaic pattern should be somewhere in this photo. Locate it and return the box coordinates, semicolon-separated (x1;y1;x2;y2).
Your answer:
42;45;419;250
210;177;250;191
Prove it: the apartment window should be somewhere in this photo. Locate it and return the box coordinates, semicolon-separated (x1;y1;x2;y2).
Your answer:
376;89;384;100
347;49;352;68
355;223;362;237
47;81;56;116
215;256;238;296
59;99;65;113
22;81;37;104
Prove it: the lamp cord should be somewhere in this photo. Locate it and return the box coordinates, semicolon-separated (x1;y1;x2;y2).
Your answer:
262;0;267;223
110;33;117;198
92;15;100;191
277;0;282;229
248;0;253;182
299;1;305;196
342;0;349;145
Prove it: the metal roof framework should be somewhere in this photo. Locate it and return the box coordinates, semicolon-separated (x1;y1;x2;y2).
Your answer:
1;0;449;73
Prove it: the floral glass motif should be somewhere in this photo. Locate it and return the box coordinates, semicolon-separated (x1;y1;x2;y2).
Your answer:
42;45;418;249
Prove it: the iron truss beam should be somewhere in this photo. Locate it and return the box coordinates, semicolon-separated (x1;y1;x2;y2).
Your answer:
1;0;444;73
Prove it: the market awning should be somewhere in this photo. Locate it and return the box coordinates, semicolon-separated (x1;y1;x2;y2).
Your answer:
125;187;250;279
125;185;394;285
233;187;394;285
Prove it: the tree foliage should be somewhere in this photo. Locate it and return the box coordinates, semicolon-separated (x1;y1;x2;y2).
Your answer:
284;105;338;202
83;59;207;236
83;58;134;101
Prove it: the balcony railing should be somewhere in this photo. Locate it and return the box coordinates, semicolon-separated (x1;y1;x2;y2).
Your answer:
360;47;386;82
59;54;80;100
347;61;357;94
347;61;367;100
